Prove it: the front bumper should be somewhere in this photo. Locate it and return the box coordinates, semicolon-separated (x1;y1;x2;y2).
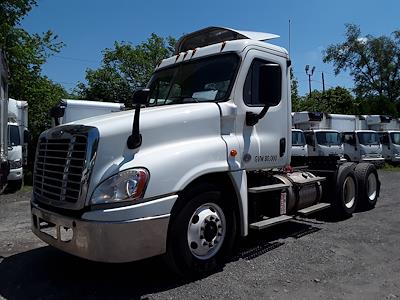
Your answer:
360;157;385;167
8;167;23;181
31;196;177;263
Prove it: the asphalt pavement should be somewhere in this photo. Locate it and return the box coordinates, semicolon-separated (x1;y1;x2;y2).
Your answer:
0;170;399;300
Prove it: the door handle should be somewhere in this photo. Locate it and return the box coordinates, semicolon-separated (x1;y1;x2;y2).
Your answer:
279;138;286;157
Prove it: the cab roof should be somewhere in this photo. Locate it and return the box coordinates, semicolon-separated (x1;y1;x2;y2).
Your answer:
157;27;287;71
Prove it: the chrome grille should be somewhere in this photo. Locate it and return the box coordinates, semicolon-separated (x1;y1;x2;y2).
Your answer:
33;125;99;210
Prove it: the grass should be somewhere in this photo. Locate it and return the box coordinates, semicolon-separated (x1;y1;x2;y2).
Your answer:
382;162;400;171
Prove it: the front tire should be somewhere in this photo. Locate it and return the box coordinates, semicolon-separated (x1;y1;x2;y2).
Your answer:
166;183;236;277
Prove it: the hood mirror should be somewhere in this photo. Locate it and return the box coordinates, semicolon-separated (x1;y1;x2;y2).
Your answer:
127;89;150;149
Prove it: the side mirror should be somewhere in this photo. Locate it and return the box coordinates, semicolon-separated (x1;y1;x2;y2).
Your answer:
127;88;150;149
132;88;150;105
258;64;282;107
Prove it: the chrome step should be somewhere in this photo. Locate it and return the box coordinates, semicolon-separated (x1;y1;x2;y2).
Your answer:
248;183;290;194
249;215;293;230
297;203;331;216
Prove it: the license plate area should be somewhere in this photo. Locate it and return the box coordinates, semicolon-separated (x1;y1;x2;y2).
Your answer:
32;211;74;242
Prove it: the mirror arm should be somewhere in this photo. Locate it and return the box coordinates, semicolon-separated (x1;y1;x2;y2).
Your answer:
246;106;269;126
127;103;142;149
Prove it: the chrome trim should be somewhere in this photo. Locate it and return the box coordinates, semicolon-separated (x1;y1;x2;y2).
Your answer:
33;125;99;210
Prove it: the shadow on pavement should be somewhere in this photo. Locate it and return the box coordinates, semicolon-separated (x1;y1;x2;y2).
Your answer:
0;221;320;300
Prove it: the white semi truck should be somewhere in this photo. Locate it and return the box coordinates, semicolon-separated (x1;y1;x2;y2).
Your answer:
50;99;125;126
31;27;381;276
0;50;9;193
7;98;29;190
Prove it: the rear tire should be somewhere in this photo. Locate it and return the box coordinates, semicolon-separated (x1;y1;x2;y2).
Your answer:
166;183;237;277
354;163;380;210
331;163;358;218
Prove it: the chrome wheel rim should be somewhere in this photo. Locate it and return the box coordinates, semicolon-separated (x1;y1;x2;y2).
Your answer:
343;176;356;209
367;173;377;201
187;203;226;260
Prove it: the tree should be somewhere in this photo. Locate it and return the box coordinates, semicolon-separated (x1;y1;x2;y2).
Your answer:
1;0;66;140
76;34;176;106
290;68;302;111
294;87;357;114
323;24;400;110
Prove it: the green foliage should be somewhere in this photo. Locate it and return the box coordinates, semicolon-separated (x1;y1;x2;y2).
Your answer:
76;34;176;106
293;86;357;114
323;24;400;105
1;0;66;141
290;68;302;111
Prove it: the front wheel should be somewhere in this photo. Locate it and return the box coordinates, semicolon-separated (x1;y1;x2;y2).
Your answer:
166;184;236;277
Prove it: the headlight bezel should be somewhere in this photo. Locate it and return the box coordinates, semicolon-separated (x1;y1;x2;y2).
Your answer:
90;168;150;208
9;159;22;169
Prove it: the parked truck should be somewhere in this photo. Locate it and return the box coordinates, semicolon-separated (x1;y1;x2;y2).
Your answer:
367;115;400;164
31;27;381;276
7;98;29;190
49;99;125;126
0;50;9;193
379;131;400;164
325;114;385;166
292;112;344;159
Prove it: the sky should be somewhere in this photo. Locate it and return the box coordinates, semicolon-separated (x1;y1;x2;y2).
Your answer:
21;0;400;96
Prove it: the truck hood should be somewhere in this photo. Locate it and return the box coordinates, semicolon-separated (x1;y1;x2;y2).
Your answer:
317;144;343;156
360;144;382;155
69;103;227;202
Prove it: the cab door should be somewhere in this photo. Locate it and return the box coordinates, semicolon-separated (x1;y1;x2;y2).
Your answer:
235;49;289;170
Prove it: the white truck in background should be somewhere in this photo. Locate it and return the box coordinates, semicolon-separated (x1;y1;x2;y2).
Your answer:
0;50;9;193
31;27;381;276
291;129;307;157
292;112;344;159
7;98;29;190
50;99;125;126
367;115;400;164
325;114;384;166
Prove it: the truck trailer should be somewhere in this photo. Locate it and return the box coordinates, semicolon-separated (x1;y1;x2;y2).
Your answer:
31;27;381;276
0;50;9;193
49;99;125;126
7;98;29;190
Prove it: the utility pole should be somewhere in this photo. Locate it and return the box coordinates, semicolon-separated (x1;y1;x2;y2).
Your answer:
305;65;315;97
322;72;325;93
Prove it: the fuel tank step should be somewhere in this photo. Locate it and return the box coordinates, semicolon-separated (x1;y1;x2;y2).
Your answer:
297;203;331;216
248;183;290;194
249;215;293;230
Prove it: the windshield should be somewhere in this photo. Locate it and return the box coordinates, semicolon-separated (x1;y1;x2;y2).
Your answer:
8;125;20;146
147;54;239;106
357;132;380;145
316;131;341;146
390;132;400;145
292;131;305;146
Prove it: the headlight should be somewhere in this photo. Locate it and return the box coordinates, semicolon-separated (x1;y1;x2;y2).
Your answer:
90;168;149;205
9;159;22;169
